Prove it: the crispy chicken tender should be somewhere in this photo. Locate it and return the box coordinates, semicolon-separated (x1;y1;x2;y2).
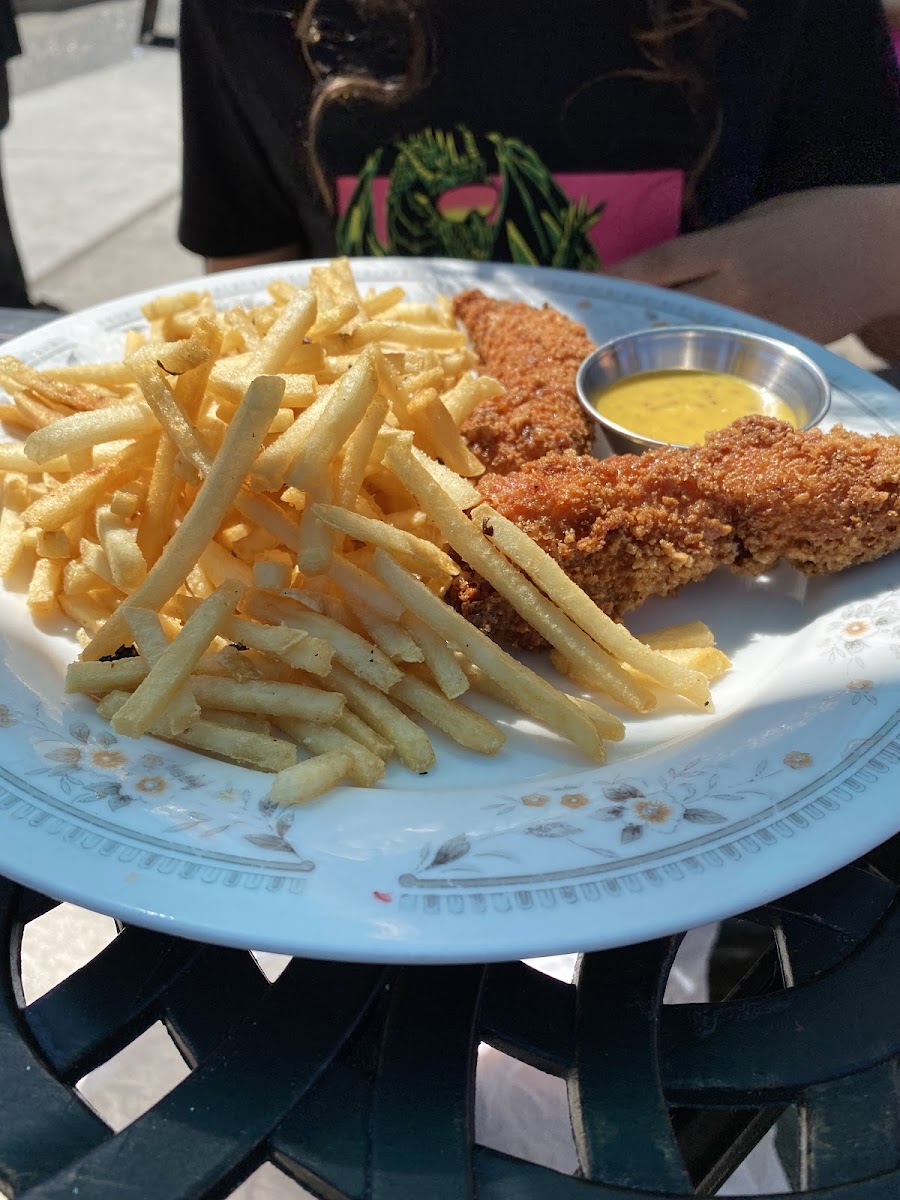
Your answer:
451;416;900;648
453;289;594;474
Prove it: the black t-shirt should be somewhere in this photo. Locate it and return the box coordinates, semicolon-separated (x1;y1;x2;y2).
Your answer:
178;0;900;266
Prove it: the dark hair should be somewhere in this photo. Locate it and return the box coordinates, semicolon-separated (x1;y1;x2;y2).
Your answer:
625;0;747;223
296;0;746;222
295;0;432;206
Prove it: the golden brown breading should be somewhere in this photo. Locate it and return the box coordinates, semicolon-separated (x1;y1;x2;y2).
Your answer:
453;289;594;474
451;416;900;648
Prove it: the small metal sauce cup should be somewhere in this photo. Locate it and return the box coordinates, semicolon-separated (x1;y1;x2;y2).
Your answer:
575;325;832;455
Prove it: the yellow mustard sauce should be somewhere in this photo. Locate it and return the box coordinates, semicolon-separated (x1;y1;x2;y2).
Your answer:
591;369;797;445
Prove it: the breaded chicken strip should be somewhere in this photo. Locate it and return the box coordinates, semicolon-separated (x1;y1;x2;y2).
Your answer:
453;289;594;474
451;416;900;648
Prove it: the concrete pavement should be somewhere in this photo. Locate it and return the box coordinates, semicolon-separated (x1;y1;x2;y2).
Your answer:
6;0;197;311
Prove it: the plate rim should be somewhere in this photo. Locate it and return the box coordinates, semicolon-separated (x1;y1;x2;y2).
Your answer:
0;256;898;963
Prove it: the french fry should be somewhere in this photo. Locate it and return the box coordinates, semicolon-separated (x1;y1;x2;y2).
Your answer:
441;374;504;426
174;316;224;420
385;443;653;712
406;388;484;477
12;391;60;430
334;710;394;760
231;492;301;550
349;320;466;351
66;655;148;694
78;539;121;591
653;645;732;682
361;284;405;317
200;540;254;588
400;611;469;698
42;361;136;388
22;466;117;532
27;557;62;616
110;486;144;519
0;260;729;805
355;605;424;664
188;675;344;724
245;591;402;692
320;662;435;773
391;672;504;754
252;558;293;591
137;436;179;566
36;530;71;560
472;502;711;708
23;402;158;465
127;347;212;479
371;550;607;761
96;505;147;591
0;444;72;474
124;607;200;737
111;581;244;738
80;374;285;660
274;717;385;787
570;696;627;742
175;720;299;771
59;592;115;634
142;289;205;321
296;471;337;575
0;405;31;434
22;438;152;532
308;300;359;338
637;621;716;650
0;504;26;578
312;502;458;577
326;554;405;621
63;558;104;596
96;690;297;773
284;350;377;491
269;752;353;805
174;597;334;677
153;335;212;378
248;381;335;492
336;394;389;508
410;444;482;509
247;288;317;375
201;710;272;736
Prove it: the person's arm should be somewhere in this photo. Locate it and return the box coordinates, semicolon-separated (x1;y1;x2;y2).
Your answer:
613;0;900;354
610;185;900;356
859;314;900;362
205;245;304;274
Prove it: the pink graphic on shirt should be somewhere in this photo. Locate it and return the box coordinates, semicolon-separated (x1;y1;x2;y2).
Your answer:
336;169;684;265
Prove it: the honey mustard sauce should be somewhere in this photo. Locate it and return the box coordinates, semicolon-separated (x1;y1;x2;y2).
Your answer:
591;369;797;445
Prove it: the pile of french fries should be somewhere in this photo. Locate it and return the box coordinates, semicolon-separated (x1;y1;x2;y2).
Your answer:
0;259;729;806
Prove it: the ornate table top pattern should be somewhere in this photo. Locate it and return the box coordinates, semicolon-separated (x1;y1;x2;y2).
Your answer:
2;834;899;1198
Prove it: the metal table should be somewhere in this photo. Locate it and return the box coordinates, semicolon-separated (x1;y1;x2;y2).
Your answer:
1;308;899;1197
2;837;900;1199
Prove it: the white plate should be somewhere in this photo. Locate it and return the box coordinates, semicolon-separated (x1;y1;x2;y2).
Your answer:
1;258;899;964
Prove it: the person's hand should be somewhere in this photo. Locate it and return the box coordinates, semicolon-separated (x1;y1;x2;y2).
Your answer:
608;185;900;347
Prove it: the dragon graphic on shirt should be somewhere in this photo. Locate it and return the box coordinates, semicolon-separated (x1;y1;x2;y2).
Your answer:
335;126;604;269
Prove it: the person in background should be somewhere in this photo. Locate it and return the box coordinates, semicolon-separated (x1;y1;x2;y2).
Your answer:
177;0;900;359
0;0;31;309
